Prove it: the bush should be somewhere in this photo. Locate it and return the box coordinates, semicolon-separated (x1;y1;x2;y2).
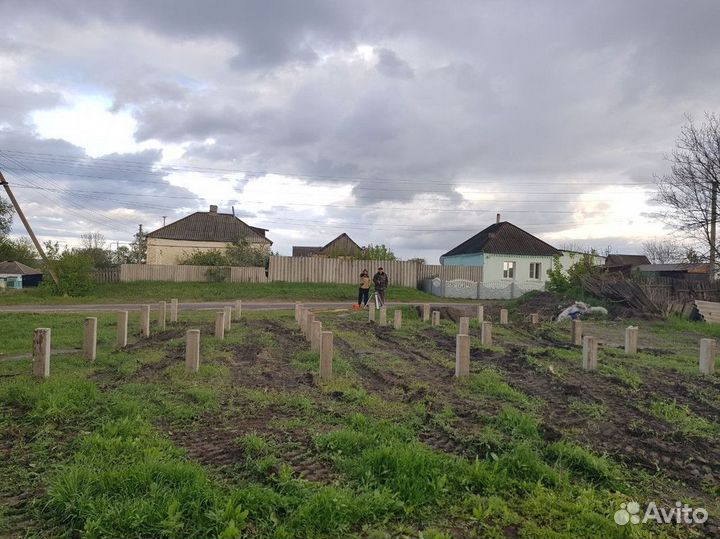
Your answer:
546;254;598;294
42;252;95;296
179;249;229;266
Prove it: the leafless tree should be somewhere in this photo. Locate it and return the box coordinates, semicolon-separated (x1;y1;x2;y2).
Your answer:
641;239;685;264
654;113;720;278
80;231;106;250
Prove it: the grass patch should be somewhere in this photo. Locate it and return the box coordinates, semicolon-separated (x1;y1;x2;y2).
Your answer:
648;400;720;438
0;282;436;305
459;369;538;410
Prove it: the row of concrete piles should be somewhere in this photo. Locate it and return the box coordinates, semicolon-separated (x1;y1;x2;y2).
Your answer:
31;299;244;378
294;304;334;380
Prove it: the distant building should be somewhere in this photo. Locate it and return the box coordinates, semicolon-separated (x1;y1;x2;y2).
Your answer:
636;263;710;281
0;260;43;288
292;233;362;258
145;205;272;265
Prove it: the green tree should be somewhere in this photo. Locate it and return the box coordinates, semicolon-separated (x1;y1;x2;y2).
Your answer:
129;228;147;263
546;253;598;293
0;195;12;239
362;244;397;261
42;251;95;296
0;238;37;266
225;238;270;267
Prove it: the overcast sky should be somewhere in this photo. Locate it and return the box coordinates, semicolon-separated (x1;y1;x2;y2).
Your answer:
1;0;719;262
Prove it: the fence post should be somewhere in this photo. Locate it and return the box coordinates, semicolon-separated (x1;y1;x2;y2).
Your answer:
459;317;469;335
32;328;51;378
235;300;242;321
477;305;484;323
571;320;582;346
379;307;387;326
295;302;302;323
305;312;315;340
320;331;333;380
170;298;178;323
394;310;402;330
215;312;225;339
500;309;508;325
530;313;539;324
700;338;716;375
481;321;492;346
582;336;598;371
455;334;470;377
423;303;431;322
311;320;322;352
83;317;97;361
159;301;167;330
117;311;128;347
369;303;376;322
224;306;232;330
625;326;638;355
185;329;200;372
140;305;151;338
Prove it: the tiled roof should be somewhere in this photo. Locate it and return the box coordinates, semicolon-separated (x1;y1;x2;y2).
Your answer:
0;260;42;275
292;233;362;257
146;212;272;244
442;222;561;258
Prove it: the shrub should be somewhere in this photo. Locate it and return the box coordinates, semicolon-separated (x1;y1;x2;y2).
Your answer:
42;252;95;296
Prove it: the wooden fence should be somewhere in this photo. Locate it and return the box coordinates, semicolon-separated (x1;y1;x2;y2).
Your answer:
100;260;484;286
117;264;268;283
267;256;482;287
91;267;120;283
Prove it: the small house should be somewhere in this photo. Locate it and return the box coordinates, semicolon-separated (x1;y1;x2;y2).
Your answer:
292;233;362;258
145;205;272;265
0;260;43;289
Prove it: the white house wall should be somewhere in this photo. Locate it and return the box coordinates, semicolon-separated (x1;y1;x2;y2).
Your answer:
146;238;268;265
482;253;555;284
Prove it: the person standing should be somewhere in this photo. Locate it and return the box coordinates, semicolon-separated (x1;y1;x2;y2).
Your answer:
373;266;389;306
358;269;371;307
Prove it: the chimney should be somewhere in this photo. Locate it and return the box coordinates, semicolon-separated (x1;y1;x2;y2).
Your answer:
496;213;501;223
209;205;218;214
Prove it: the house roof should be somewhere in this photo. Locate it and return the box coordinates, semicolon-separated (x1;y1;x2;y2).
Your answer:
637;263;710;274
0;260;42;275
292;233;362;257
441;222;561;258
605;254;650;266
146;211;272;244
292;246;321;257
318;233;361;254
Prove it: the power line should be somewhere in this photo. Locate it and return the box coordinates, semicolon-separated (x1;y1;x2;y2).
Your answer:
0;148;658;186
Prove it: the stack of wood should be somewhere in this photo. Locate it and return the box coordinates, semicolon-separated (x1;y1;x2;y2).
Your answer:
581;273;660;314
694;300;720;323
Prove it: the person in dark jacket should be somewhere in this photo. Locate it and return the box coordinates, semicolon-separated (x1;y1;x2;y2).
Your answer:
358;269;371;307
372;267;389;306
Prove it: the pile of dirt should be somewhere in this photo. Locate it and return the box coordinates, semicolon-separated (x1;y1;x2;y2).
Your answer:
513;291;569;319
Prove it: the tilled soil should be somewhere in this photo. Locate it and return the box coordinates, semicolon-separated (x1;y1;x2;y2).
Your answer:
162;318;335;484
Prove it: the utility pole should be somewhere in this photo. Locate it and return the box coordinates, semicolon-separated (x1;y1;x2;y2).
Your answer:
0;170;60;285
162;216;166;226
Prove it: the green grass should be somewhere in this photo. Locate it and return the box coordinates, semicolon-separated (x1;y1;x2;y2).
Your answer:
647;400;720;439
1;309;714;539
0;281;436;305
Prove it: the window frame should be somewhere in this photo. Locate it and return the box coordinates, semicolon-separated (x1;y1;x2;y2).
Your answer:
502;261;516;279
529;262;542;280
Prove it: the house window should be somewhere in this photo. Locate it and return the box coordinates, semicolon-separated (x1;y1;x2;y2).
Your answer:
502;261;516;279
529;262;542;280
